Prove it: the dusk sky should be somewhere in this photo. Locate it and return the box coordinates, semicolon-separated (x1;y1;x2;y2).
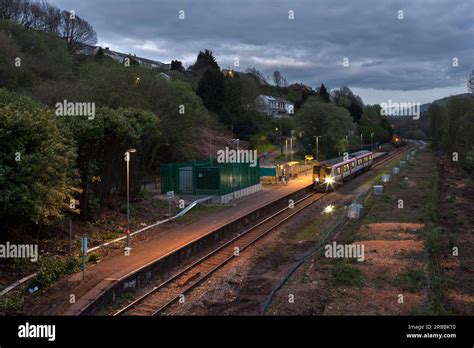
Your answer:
49;0;473;104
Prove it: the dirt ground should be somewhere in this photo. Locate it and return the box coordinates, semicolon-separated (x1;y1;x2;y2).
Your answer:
437;157;474;314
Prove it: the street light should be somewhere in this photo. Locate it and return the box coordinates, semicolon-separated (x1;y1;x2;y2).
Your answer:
360;134;363;150
314;136;320;162
370;132;374;151
230;139;240;205
275;127;282;155
285;138;288;162
125;148;136;250
290;136;293;162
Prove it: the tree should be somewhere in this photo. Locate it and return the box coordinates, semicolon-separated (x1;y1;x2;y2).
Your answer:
0;88;77;233
239;73;260;110
428;103;447;150
405;129;427;140
358;105;393;148
295;97;355;159
0;19;73;85
189;49;219;75
318;83;330;103
170;59;184;72
197;67;225;114
223;73;242;119
60;106;160;219
273;70;283;88
58;10;97;51
332;86;364;123
246;67;267;85
1;0;61;33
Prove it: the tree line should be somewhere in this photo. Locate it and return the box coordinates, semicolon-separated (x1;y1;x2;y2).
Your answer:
0;0;97;50
428;95;474;172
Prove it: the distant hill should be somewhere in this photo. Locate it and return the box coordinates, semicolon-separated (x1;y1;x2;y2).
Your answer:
420;93;471;113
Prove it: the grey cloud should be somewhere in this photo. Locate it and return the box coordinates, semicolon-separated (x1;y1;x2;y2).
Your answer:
48;0;474;93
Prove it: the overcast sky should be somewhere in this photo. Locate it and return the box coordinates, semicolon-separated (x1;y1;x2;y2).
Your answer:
50;0;473;104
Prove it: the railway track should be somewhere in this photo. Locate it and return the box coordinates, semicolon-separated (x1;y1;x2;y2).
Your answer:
114;144;412;316
114;191;326;316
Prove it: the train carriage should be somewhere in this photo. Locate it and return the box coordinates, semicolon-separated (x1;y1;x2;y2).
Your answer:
312;150;373;191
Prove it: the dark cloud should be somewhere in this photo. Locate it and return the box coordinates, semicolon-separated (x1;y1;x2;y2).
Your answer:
49;0;473;102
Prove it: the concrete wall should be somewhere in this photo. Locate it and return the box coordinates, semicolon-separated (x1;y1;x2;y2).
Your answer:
214;183;262;204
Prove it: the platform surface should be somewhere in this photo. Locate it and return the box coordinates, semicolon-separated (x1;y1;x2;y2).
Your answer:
52;173;313;315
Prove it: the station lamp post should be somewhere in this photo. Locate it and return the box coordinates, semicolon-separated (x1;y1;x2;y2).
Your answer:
314;136;320;162
360;134;363;150
370;132;374;151
230;139;240;205
125;148;136;250
276;127;283;155
290;137;293;162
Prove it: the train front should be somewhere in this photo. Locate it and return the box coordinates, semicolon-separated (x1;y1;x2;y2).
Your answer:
312;164;335;191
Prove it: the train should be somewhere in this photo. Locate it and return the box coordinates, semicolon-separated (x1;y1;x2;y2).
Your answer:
312;150;373;191
391;135;404;147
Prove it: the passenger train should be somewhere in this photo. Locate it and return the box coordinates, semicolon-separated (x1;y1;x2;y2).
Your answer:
312;150;373;191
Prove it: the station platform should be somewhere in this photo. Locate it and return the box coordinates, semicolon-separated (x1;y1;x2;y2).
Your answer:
49;172;314;315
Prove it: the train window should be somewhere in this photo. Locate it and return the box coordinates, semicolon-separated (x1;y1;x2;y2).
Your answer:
364;156;368;162
351;162;355;168
357;159;362;165
369;155;372;160
336;167;341;175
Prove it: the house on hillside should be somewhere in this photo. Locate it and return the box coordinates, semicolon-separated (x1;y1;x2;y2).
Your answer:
256;95;294;117
75;43;170;70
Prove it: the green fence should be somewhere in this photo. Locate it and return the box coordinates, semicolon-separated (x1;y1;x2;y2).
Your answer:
160;158;260;196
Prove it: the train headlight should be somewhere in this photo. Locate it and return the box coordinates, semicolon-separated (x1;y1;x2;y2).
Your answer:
325;176;335;185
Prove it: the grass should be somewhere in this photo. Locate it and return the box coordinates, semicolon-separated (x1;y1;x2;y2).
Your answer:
393;268;426;292
29;256;81;289
331;262;363;287
177;204;224;223
0;293;24;314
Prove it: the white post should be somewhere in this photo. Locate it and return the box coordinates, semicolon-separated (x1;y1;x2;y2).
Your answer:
126;157;130;249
